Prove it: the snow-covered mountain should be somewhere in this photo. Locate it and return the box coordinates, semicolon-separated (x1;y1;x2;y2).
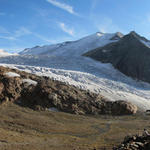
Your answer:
20;32;123;56
84;31;150;83
0;31;150;111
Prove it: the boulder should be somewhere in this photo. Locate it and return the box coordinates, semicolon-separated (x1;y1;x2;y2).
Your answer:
111;100;137;115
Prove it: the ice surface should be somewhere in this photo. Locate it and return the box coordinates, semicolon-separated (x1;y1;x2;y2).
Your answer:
1;63;150;111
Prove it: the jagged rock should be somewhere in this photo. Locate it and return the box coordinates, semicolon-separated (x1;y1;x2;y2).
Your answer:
114;133;150;150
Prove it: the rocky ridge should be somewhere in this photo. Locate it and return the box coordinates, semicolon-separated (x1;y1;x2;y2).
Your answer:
0;66;137;115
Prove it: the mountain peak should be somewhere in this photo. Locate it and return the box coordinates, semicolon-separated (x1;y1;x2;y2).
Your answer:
96;32;104;37
110;32;124;40
129;31;141;38
116;32;124;38
124;31;149;43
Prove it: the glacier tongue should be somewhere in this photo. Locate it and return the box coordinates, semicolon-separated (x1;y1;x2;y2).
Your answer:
1;62;150;112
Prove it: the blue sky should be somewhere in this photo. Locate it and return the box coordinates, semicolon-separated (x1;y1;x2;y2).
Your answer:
0;0;150;53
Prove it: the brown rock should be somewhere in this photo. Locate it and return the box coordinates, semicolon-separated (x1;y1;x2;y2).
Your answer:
111;100;137;115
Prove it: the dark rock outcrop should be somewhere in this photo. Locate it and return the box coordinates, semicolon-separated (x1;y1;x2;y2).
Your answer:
84;31;150;83
114;132;150;150
0;66;137;115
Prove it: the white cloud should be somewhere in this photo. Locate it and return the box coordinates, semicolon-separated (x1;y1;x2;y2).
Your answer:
59;22;74;36
46;0;77;15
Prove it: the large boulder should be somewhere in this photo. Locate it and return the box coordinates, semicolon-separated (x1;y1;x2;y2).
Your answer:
111;100;137;115
100;100;137;115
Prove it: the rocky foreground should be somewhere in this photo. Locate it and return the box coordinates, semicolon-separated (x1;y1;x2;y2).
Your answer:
114;132;150;150
0;66;137;115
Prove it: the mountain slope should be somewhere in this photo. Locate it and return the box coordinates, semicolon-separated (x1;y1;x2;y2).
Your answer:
84;31;150;83
0;32;123;72
20;32;123;56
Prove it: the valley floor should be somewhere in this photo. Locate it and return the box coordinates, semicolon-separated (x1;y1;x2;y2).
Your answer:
0;103;149;150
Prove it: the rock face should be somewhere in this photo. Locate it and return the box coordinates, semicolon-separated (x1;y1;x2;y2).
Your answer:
102;100;138;115
84;31;150;83
114;133;150;150
0;66;137;115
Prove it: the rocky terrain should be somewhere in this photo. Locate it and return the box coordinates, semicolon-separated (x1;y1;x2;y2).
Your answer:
114;132;150;150
0;66;137;115
84;31;150;83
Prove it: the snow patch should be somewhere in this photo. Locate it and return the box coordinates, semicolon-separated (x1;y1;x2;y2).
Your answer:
48;107;60;112
22;79;37;86
140;40;150;48
5;72;20;77
96;32;103;37
102;49;107;53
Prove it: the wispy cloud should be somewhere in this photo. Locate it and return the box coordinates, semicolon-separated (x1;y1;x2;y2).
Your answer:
96;18;125;33
59;22;74;36
0;26;55;43
0;26;32;41
0;25;72;46
33;33;56;43
90;0;99;12
0;36;16;40
14;27;32;38
46;0;77;15
89;12;126;34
